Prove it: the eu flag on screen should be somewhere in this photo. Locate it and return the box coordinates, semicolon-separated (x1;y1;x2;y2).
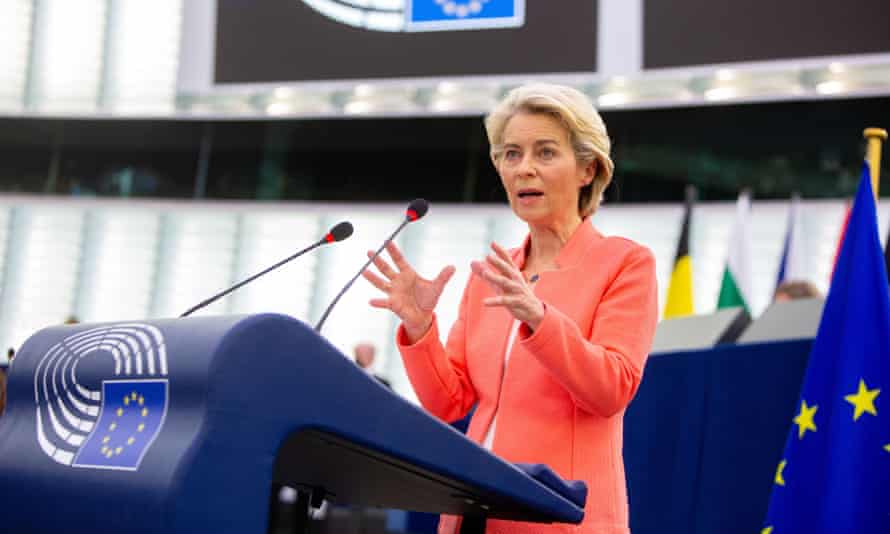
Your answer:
763;164;890;533
406;0;524;31
73;380;168;471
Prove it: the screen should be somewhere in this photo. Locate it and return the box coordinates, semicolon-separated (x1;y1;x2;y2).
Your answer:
214;0;597;83
644;0;890;69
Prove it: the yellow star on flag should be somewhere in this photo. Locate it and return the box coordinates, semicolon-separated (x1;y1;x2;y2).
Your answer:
884;443;890;453
844;379;880;421
793;400;818;439
774;460;786;486
762;527;773;534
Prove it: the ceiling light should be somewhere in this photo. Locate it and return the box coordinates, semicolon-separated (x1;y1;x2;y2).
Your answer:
598;92;628;107
273;87;294;99
716;69;736;82
704;87;737;101
266;102;290;115
431;99;460;112
344;100;375;114
436;81;460;95
353;84;375;98
816;81;846;95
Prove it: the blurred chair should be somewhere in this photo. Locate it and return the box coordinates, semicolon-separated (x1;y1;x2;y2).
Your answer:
650;307;750;354
737;298;824;344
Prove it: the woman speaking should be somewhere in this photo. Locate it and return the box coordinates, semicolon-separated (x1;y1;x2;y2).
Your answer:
362;84;658;534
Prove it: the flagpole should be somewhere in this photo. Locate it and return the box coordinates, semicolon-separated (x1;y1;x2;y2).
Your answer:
864;127;887;199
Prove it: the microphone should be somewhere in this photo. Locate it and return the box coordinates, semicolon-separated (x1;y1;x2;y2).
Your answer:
314;199;429;333
180;221;353;317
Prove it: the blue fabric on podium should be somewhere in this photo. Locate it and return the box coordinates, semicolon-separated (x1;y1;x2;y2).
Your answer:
514;463;587;509
625;339;811;534
624;348;711;532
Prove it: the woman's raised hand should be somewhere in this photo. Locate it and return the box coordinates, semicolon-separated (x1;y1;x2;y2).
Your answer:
472;242;545;330
362;242;456;343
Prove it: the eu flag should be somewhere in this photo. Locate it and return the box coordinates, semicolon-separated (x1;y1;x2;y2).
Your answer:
73;379;168;471
406;0;524;31
763;164;890;532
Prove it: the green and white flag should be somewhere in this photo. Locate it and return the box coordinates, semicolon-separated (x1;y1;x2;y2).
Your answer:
717;191;753;312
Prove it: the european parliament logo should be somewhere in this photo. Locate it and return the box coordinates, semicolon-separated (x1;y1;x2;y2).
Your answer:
33;324;169;471
406;0;525;32
300;0;524;33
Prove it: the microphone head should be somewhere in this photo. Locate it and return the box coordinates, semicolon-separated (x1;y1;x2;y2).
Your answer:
406;198;429;222
325;221;354;243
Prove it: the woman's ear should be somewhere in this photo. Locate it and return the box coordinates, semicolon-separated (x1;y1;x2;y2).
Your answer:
581;159;597;187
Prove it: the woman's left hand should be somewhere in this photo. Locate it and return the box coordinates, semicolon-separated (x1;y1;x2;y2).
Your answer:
471;242;545;331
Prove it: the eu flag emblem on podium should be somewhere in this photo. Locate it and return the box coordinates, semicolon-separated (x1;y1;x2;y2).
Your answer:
406;0;525;32
73;380;168;471
763;164;890;532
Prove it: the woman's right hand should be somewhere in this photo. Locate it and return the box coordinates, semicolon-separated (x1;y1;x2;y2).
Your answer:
361;242;455;343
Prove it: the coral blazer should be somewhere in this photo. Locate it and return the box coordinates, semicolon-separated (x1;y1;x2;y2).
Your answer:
397;220;658;534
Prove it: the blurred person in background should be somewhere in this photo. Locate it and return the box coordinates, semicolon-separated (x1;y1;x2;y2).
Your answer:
353;342;391;388
363;84;658;534
774;280;822;301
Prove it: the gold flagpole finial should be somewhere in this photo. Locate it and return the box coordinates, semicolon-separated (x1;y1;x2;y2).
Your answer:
864;128;887;199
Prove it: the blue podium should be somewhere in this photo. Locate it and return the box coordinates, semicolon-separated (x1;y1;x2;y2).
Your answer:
0;314;585;533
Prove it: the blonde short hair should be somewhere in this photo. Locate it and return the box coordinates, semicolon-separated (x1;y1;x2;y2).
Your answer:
485;83;614;217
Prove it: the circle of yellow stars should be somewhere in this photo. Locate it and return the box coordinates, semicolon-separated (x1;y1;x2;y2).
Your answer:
99;391;150;459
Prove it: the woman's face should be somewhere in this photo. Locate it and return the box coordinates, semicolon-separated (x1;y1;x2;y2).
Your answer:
497;112;595;227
